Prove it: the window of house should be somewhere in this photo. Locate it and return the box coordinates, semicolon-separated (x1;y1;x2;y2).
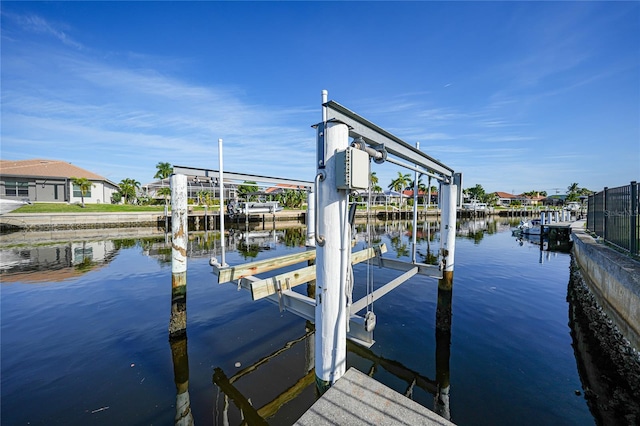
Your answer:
5;181;29;197
73;184;91;198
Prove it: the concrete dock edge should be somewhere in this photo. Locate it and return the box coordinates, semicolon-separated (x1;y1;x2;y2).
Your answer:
295;368;454;425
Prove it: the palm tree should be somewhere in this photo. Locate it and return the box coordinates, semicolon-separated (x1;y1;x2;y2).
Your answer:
119;178;140;204
71;177;93;208
154;162;173;206
567;182;580;202
370;171;379;188
157;186;171;206
154;162;173;180
388;172;411;208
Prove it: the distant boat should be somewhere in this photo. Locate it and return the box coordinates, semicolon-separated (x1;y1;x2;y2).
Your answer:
461;201;487;211
564;202;581;212
229;201;283;215
0;198;30;215
513;218;542;236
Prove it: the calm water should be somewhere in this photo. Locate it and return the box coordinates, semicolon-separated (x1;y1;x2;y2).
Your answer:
1;218;595;425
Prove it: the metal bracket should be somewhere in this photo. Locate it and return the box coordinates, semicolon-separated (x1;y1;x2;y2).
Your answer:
315;171;326;247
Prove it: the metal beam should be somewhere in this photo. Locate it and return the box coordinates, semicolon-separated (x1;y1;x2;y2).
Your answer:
376;258;443;278
323;101;454;178
172;165;313;188
262;289;374;348
350;267;418;314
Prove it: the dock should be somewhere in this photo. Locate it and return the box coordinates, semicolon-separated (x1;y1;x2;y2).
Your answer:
295;368;455;425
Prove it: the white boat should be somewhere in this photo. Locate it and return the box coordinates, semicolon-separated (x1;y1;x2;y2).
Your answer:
565;202;581;212
228;201;283;215
515;218;542;236
461;201;487;211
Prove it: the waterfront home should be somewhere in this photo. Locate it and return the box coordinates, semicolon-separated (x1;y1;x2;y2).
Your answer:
0;159;119;205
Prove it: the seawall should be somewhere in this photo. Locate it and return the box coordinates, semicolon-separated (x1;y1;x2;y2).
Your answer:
571;221;640;351
0;212;164;231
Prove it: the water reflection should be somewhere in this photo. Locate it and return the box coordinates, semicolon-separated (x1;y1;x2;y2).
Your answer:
170;335;194;426
212;325;315;425
0;240;118;283
2;217;602;425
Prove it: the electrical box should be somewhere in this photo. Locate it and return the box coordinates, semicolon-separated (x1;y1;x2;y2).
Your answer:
335;147;370;190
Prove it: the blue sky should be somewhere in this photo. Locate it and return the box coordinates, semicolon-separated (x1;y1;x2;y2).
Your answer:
1;1;638;195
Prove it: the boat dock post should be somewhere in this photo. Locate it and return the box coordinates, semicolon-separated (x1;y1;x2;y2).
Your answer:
439;181;458;287
314;113;350;392
169;173;188;338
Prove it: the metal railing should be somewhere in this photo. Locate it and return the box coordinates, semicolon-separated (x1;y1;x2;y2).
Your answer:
587;181;639;256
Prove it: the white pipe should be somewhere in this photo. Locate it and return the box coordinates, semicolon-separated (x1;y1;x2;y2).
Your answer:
385;156;444;182
315;120;349;388
322;89;328;122
306;187;316;247
412;142;419;263
218;138;227;267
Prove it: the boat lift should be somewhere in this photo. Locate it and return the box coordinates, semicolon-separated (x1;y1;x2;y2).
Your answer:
171;90;462;390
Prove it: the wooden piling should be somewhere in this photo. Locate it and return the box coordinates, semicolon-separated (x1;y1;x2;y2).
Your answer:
169;174;188;339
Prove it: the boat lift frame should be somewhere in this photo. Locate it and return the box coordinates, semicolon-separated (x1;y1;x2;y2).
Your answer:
172;89;461;390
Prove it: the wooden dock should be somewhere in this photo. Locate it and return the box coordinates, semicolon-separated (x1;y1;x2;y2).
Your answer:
295;368;455;425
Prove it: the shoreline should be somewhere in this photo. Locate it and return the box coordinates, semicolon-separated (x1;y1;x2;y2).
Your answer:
0;207;550;233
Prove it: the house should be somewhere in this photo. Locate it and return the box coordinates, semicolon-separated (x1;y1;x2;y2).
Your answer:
543;194;568;206
522;194;546;206
0;159;119;204
402;189;439;204
494;192;518;206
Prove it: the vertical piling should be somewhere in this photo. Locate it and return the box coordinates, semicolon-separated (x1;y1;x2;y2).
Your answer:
169;174;188;339
435;181;455;420
439;182;457;288
315;119;349;392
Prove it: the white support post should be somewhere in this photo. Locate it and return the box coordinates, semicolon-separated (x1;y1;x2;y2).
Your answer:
315;119;349;391
439;182;457;286
218;138;228;267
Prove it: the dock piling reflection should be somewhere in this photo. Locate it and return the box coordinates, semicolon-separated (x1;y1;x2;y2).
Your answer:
170;336;194;425
435;275;453;421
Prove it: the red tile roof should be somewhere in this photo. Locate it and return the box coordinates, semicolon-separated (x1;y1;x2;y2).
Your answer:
494;191;516;198
0;159;106;180
265;183;306;193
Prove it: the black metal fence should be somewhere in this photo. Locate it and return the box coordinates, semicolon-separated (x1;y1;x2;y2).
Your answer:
587;181;639;256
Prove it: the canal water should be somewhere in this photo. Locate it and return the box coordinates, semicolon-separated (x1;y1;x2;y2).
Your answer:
1;218;597;425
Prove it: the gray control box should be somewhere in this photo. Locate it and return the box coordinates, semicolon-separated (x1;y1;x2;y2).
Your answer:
335;147;370;190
